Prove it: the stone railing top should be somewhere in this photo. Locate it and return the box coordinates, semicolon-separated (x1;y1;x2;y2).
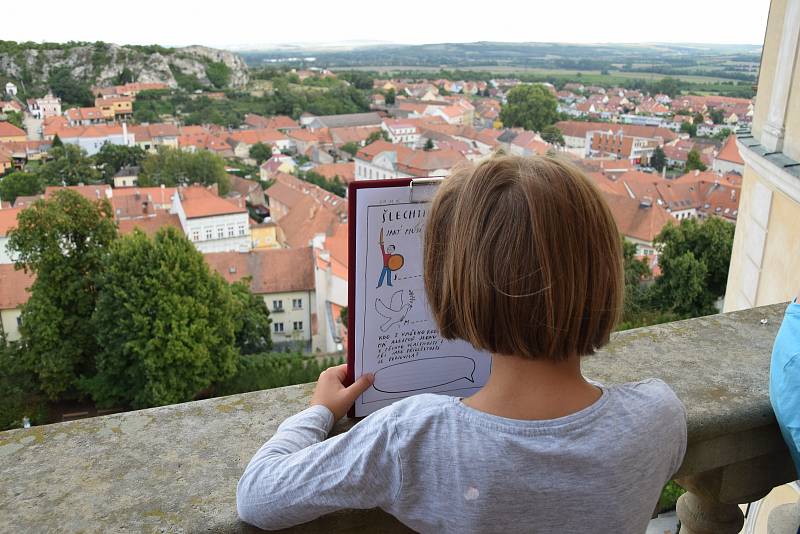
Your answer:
0;303;794;532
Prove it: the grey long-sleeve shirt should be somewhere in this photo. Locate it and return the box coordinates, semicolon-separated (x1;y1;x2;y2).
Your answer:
237;378;687;533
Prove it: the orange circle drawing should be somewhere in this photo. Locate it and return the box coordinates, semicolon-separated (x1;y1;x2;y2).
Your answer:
387;254;404;271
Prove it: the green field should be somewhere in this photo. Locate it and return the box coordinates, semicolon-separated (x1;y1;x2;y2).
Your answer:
341;65;738;85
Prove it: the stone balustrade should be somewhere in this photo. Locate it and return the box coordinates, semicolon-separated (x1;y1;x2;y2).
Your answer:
0;303;797;532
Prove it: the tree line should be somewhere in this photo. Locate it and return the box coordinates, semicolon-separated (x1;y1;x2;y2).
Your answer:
0;143;232;204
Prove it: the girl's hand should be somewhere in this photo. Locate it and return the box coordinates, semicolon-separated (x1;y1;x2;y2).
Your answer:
310;364;374;422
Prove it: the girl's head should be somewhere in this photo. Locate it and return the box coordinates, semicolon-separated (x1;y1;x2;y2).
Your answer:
423;153;623;361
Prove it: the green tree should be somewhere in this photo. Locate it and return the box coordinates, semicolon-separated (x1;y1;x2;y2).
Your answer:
206;61;232;89
139;146;230;195
693;112;706;126
651;146;667;172
215;353;343;396
48;67;94;106
249;142;272;165
384;88;396;105
51;133;63;148
87;228;238;408
231;279;273;355
709;108;725;125
713;128;733;141
4;110;24;129
680;121;697;137
365;129;390;145
7;190;118;399
0;341;46;431
651;217;735;318
0;172;44;204
340;142;360;157
541;125;564;146
424;138;435;151
37;144;101;186
94;143;146;183
499;84;559;132
685;148;707;172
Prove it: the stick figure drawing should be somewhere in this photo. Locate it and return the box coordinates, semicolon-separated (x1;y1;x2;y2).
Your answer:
377;228;404;288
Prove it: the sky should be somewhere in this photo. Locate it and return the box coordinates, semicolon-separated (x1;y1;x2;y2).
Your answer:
4;0;772;49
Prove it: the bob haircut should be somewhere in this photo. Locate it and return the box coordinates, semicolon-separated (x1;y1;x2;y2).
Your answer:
423;154;623;360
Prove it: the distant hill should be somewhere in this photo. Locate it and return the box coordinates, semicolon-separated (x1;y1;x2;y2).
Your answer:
0;41;249;102
240;41;761;82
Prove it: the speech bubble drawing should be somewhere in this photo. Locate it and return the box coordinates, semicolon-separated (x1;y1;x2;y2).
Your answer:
372;356;477;394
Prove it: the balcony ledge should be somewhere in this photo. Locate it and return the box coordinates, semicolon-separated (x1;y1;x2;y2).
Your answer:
0;303;796;532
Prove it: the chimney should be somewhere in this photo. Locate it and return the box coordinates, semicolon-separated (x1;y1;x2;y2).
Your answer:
731;189;736;201
122;121;128;145
694;169;699;176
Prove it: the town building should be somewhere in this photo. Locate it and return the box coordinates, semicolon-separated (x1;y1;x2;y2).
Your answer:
354;140;466;180
204;247;318;352
0;264;32;342
381;119;420;147
49;123;135;156
27;93;62;119
713;134;745;175
0;122;26;143
302;112;382;130
113;166;140;188
171;186;251;254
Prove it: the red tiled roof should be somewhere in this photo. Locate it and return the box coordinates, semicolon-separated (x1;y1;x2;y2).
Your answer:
0;207;22;236
356;140;466;175
555;121;676;142
228;128;287;145
0;264;34;310
716;135;744;165
0;122;26;138
276;195;341;248
204;247;315;293
601;192;674;243
118;212;182;236
313;162;356;184
180;186;247;219
45;185;112;202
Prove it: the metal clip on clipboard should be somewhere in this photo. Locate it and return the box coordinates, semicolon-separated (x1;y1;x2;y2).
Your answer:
408;177;444;203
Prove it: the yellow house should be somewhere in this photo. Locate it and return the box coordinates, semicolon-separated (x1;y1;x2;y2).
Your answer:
724;0;800;311
0;121;26;143
94;99;116;121
251;221;281;249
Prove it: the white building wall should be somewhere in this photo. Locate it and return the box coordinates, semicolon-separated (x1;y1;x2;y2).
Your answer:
61;133;135;156
1;308;22;342
185;213;251;253
0;237;14;264
713;159;745;175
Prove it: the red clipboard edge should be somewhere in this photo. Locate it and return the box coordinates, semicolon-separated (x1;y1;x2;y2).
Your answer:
346;178;415;418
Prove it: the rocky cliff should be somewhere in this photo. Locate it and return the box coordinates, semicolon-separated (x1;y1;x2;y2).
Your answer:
0;41;249;92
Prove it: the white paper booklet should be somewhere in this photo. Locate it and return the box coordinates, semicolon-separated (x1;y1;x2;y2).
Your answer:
350;180;492;417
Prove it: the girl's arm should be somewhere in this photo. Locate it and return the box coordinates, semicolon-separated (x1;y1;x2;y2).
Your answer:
237;367;402;530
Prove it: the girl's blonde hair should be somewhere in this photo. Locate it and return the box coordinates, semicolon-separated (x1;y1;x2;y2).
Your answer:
424;153;623;360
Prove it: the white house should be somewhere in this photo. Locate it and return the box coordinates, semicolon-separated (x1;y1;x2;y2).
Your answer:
172;186;251;254
381;119;420;147
5;83;17;97
57;123;135;156
27;93;61;119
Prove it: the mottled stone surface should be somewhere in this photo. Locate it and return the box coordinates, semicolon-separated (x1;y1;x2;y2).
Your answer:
0;303;794;533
